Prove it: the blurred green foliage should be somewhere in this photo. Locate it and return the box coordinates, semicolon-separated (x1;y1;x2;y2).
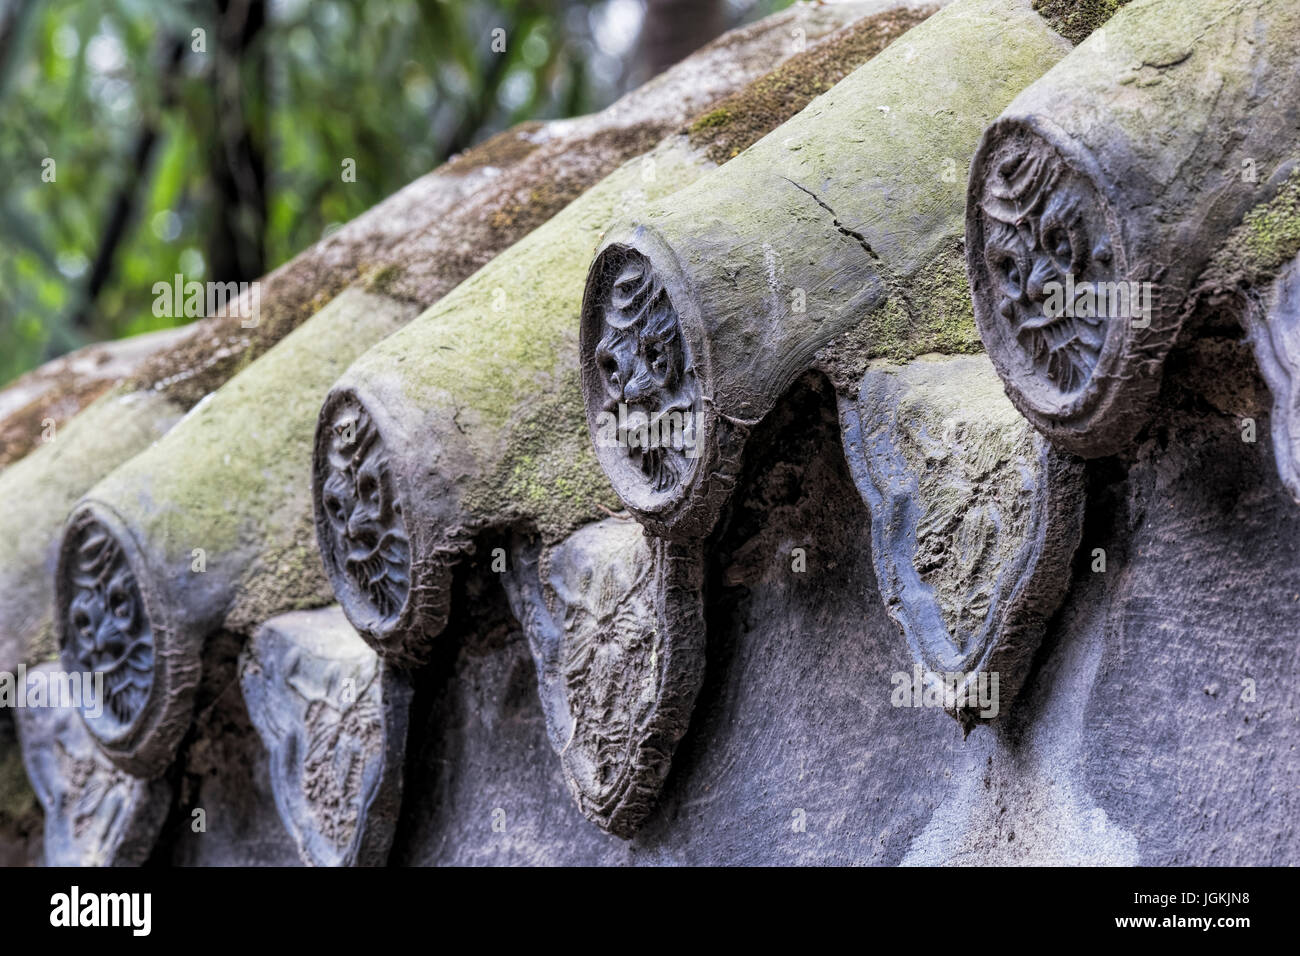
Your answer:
1;0;699;383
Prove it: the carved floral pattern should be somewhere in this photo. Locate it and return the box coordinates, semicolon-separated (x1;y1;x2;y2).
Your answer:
977;133;1118;396
504;519;705;837
548;532;658;811
16;673;171;867
299;677;384;847
840;356;1085;726
239;609;409;867
319;399;411;626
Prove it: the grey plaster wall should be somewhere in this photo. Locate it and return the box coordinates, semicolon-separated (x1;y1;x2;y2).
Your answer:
385;363;1297;866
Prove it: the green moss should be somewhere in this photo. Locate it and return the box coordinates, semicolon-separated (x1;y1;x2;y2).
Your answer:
686;5;937;165
224;509;334;634
904;243;984;356
462;371;622;539
1241;173;1300;276
0;732;38;826
362;263;404;296
689;108;733;133
1198;168;1300;293
818;242;984;392
1032;0;1132;44
26;628;57;667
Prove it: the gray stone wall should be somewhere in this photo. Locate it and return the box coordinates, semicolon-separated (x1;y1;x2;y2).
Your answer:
383;371;1296;865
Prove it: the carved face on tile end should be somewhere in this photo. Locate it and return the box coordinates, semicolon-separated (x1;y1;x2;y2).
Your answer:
968;119;1136;451
314;391;412;639
582;245;703;517
58;512;155;743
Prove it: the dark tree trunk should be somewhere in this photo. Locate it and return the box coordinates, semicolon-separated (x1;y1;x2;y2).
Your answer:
638;0;726;80
207;0;267;285
0;0;34;100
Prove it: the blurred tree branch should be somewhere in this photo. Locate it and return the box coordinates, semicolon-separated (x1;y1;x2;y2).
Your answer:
437;32;513;165
0;0;35;101
67;34;187;337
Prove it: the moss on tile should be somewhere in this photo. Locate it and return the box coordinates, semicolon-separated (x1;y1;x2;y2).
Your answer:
687;5;938;165
341;137;712;541
1199;168;1300;294
818;241;984;393
1032;0;1132;44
